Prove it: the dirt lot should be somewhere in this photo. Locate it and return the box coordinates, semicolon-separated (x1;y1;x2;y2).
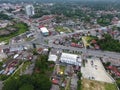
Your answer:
82;79;117;90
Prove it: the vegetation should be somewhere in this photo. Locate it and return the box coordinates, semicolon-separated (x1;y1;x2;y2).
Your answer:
82;36;97;48
77;72;82;90
31;7;49;18
35;55;55;74
77;72;82;80
0;22;28;42
97;34;120;52
105;83;118;90
0;75;9;81
13;61;31;77
32;49;38;55
103;62;111;68
97;14;113;26
116;78;120;89
3;73;51;90
0;62;3;70
0;12;12;20
71;37;82;43
19;84;34;90
97;17;111;26
65;78;71;90
77;80;82;90
82;79;117;90
3;55;54;90
55;26;72;33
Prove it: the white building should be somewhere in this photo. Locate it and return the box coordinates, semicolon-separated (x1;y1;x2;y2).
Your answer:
25;5;35;16
48;50;59;62
40;27;49;36
48;54;58;62
60;53;82;66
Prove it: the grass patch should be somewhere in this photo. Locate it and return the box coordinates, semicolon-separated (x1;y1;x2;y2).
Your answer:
0;22;28;43
82;36;97;47
55;26;73;33
65;78;71;90
105;83;118;90
116;78;120;89
82;78;117;90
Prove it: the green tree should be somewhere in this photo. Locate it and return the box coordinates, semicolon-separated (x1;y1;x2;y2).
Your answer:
116;78;120;89
0;62;3;70
77;80;82;90
0;13;12;20
32;74;51;90
3;77;20;90
19;84;34;90
77;72;82;80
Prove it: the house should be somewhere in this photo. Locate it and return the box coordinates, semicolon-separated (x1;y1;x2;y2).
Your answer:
10;46;24;52
107;66;120;77
52;78;59;85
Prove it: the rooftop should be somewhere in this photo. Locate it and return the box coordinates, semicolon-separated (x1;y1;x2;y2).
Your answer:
60;53;81;66
40;27;49;33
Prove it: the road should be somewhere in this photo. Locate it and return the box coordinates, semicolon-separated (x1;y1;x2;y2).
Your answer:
0;12;120;61
0;9;119;90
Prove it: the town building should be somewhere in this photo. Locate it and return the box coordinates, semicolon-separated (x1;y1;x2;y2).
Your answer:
48;54;58;62
25;5;35;16
40;27;49;36
48;49;59;62
60;53;82;66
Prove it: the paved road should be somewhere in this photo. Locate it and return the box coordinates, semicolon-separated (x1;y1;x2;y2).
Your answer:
1;32;120;60
0;12;120;62
44;24;117;40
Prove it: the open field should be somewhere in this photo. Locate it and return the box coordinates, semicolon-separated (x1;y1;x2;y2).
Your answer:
0;23;28;43
55;26;73;33
81;58;114;83
82;79;117;90
82;36;97;47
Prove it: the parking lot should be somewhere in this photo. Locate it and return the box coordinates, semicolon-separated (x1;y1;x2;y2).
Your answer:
81;58;114;83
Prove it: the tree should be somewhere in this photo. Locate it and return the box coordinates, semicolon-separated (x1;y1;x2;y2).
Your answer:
0;13;12;20
0;75;9;81
3;55;52;90
3;77;20;90
19;75;33;85
77;80;82;90
19;84;34;90
0;62;3;70
77;72;82;80
33;49;38;55
32;74;52;90
97;34;120;52
106;62;111;66
116;78;120;89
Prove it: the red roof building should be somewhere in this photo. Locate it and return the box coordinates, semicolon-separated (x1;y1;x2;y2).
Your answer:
52;79;59;85
107;66;120;76
71;43;76;47
91;40;97;44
